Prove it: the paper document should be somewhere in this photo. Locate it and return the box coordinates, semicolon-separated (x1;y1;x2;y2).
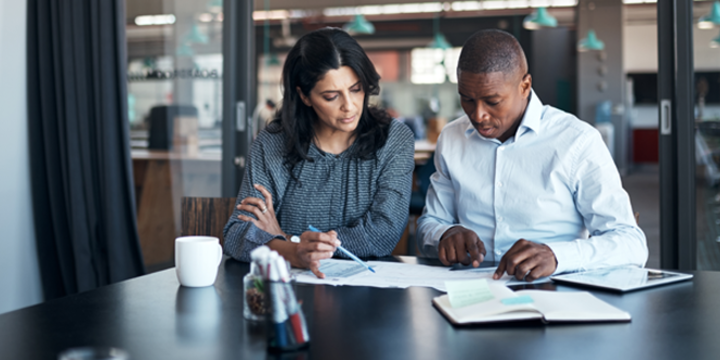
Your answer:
318;261;366;277
291;259;547;292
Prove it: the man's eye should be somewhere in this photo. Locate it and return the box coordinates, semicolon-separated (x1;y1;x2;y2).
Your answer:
487;101;500;106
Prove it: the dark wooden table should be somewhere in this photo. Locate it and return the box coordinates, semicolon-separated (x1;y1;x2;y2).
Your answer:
1;257;718;360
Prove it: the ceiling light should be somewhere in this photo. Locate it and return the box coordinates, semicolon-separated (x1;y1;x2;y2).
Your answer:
698;1;720;30
134;14;176;26
343;14;375;35
523;7;558;30
711;30;720;48
428;33;452;50
577;29;604;52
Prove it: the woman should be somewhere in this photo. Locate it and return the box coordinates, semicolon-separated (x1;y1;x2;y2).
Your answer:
223;28;414;278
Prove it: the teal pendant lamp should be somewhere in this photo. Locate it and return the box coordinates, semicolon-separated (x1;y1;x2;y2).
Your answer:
429;33;452;50
699;1;720;30
176;21;208;57
577;1;603;52
577;29;604;52
428;15;451;50
185;23;209;44
523;7;558;30
207;0;222;13
266;53;281;66
343;14;375;35
176;43;194;57
711;30;720;48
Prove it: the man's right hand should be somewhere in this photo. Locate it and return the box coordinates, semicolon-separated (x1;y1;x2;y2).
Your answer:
438;227;486;267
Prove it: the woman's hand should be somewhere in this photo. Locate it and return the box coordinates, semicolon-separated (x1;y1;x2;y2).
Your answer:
237;184;286;238
293;230;340;278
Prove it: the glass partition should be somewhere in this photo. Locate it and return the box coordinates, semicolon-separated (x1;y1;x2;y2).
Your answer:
693;0;720;270
126;1;224;271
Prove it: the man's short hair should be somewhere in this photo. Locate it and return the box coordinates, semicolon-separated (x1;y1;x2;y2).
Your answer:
457;29;527;76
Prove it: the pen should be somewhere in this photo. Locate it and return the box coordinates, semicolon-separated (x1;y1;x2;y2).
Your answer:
307;225;375;273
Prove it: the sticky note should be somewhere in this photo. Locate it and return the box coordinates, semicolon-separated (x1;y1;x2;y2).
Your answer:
501;295;534;305
445;279;494;308
318;261;366;278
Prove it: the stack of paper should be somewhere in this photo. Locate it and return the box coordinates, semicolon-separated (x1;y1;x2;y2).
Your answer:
290;259;549;292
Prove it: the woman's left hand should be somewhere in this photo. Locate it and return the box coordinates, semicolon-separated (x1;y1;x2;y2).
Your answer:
237;184;286;238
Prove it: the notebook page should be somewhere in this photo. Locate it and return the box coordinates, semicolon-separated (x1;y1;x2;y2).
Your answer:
516;290;631;322
434;284;543;324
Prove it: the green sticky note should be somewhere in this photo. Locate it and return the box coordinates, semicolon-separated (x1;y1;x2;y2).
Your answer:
445;279;494;308
501;295;534;305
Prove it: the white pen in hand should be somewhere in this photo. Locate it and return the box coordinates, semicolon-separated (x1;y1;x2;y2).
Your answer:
307;225;375;273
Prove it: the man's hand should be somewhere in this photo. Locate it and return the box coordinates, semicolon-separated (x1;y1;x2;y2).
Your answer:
438;227;486;267
493;239;557;281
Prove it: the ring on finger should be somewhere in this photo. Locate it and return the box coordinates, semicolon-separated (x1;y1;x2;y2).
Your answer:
261;207;268;214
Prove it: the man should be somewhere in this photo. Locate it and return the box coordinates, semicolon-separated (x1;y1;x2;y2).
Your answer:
416;29;647;282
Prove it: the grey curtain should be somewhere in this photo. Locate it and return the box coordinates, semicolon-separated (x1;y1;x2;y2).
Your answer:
27;0;145;299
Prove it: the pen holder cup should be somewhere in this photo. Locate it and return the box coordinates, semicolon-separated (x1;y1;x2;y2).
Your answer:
264;280;310;352
243;273;267;321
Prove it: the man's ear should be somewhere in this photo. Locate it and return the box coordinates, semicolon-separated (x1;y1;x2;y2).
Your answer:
297;87;312;107
520;73;532;97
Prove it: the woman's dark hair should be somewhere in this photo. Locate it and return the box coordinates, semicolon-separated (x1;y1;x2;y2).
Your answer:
268;27;392;170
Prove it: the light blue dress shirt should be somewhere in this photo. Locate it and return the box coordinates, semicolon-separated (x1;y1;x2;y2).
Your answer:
417;91;648;274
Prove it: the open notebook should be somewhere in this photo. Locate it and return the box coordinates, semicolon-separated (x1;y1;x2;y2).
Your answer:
433;284;631;325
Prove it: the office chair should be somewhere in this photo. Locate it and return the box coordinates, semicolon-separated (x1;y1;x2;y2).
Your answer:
409;152;436;215
181;197;237;247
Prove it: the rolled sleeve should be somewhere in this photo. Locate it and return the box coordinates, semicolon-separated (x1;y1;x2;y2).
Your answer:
548;130;648;274
546;240;583;275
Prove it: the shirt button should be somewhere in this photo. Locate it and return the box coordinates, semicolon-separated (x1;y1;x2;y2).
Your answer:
497;216;503;221
497;182;503;187
499;147;505;151
495;250;502;255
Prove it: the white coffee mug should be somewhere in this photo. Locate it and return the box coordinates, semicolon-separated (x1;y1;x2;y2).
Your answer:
175;236;223;287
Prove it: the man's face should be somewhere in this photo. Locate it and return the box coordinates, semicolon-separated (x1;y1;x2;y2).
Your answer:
457;70;532;143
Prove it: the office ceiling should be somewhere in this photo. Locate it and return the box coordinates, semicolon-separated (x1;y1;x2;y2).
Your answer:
125;0;684;26
126;0;460;19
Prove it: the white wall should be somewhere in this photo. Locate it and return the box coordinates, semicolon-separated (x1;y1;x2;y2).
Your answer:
624;23;720;73
0;0;44;314
623;24;658;73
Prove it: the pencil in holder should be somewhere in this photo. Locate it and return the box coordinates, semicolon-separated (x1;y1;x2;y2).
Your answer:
265;279;310;352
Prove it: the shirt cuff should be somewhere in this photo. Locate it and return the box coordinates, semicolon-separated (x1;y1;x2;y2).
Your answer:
545;240;583;275
245;225;284;245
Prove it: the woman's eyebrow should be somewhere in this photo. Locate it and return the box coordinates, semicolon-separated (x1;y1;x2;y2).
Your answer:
319;81;361;94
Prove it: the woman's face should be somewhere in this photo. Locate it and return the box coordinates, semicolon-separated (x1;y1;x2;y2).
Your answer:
298;66;365;136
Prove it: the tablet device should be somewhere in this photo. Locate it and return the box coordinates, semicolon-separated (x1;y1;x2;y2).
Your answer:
550;266;693;292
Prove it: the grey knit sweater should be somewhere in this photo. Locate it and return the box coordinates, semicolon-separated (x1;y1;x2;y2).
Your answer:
223;119;415;262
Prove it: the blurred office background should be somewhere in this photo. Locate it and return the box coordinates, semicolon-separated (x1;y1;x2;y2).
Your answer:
2;0;719;314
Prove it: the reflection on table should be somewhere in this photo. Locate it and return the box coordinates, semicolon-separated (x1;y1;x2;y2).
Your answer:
0;256;717;360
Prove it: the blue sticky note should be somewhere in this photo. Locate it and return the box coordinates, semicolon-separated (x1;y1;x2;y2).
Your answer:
501;295;534;305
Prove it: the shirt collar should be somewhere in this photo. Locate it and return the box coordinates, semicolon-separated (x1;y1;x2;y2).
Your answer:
517;89;543;138
463;89;544;141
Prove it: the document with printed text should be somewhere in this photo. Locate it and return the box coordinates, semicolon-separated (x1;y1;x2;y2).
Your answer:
290;259;549;292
